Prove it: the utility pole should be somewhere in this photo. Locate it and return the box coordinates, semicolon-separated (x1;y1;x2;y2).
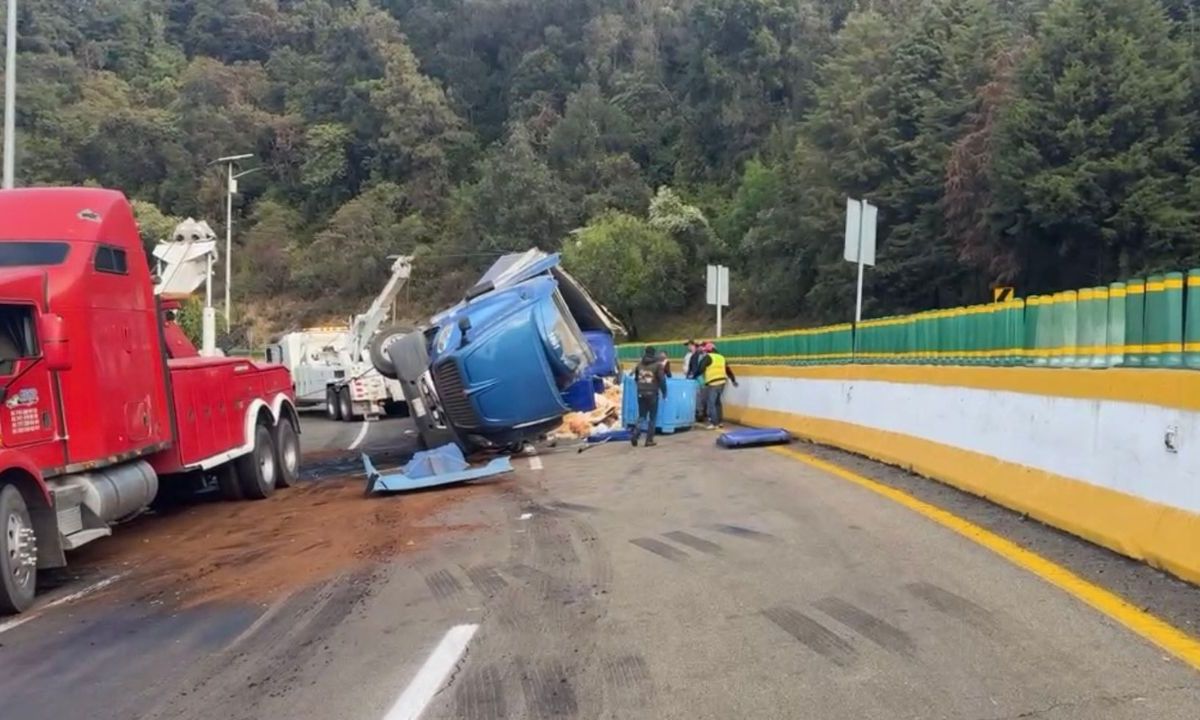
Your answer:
3;0;17;189
211;153;255;331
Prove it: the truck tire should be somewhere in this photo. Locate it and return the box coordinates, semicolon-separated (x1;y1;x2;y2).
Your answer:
326;386;342;421
369;325;414;379
235;423;277;500
216;462;243;501
273;416;301;488
337;386;355;422
0;484;37;614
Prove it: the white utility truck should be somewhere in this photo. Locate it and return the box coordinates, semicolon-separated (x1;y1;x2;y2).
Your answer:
266;256;413;421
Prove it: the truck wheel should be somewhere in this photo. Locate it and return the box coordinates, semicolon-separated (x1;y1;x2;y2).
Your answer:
235;423;277;500
369;324;414;379
337;386;355;422
216;462;243;501
0;484;37;614
273;417;301;488
326;386;342;421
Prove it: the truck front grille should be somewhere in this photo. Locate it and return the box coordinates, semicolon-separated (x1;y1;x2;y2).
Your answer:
433;359;480;429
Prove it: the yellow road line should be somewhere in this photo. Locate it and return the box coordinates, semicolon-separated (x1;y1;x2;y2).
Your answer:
771;445;1200;673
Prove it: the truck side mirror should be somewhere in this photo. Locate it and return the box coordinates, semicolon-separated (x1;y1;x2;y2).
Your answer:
457;317;471;348
39;313;71;371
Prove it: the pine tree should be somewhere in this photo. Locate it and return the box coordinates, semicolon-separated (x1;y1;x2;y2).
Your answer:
989;0;1198;290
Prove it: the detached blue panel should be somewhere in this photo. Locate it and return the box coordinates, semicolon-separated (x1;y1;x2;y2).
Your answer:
363;445;513;493
716;428;792;448
562;378;597;412
588;428;632;443
620;375;697;434
584;330;618;377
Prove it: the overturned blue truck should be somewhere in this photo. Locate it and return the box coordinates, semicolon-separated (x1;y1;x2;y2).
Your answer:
370;250;624;454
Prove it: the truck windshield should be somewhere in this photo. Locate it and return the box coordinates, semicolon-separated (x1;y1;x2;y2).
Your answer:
0;241;70;267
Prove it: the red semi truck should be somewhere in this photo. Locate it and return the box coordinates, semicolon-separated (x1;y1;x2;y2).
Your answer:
0;187;300;613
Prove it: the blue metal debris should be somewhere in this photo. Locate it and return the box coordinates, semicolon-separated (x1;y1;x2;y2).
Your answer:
363;443;513;494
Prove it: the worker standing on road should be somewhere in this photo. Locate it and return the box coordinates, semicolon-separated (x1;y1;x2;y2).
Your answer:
683;340;697;379
690;340;708;422
658;350;673;378
698;342;737;429
630;345;668;447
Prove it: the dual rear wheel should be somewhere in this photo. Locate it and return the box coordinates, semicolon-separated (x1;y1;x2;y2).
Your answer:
218;414;300;501
325;385;357;422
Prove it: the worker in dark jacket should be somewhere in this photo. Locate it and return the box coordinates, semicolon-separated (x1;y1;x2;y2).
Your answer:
697;342;738;429
630;345;668;447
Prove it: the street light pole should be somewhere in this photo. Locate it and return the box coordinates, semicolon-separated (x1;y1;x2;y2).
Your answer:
3;0;17;189
211;153;254;332
224;162;232;330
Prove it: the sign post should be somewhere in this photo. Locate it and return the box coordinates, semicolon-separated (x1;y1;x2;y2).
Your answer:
706;264;730;337
843;198;877;324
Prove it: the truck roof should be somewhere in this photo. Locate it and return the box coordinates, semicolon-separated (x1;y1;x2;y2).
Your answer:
0;188;141;252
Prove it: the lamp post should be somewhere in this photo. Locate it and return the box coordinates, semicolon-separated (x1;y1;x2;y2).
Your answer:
211;153;255;331
3;0;17;189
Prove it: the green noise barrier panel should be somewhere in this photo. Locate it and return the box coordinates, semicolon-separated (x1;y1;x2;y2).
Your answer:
617;266;1200;371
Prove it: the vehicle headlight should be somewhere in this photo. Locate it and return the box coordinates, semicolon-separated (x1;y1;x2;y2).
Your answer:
435;324;454;354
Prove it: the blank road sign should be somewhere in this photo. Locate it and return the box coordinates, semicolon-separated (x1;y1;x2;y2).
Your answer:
706;265;729;306
843;199;877;267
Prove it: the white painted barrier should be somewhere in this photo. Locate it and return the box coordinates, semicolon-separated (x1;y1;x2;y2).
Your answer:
723;365;1200;584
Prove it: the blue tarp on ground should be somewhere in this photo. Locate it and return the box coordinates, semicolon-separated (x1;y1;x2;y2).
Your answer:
363;444;513;493
716;428;793;448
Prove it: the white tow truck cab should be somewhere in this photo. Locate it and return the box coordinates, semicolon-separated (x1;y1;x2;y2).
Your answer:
266;256;413;421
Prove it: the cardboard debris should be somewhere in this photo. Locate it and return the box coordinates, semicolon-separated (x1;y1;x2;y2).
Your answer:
550;378;623;440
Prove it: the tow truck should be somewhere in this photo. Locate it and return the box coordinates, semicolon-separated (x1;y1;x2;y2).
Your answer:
265;256;412;421
0;188;300;613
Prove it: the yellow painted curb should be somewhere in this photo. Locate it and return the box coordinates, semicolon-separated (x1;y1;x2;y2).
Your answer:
771;445;1200;674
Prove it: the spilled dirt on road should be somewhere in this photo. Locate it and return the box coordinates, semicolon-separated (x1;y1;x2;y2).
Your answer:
69;460;506;606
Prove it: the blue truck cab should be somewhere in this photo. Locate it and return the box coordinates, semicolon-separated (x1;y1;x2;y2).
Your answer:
375;250;623;452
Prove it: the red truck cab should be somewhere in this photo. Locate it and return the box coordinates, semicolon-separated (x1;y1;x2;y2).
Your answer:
0;188;300;613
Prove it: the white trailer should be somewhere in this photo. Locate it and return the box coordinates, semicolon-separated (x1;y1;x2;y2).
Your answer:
266;256;413;421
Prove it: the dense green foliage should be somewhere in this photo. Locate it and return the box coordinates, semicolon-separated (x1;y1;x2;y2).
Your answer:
5;0;1200;334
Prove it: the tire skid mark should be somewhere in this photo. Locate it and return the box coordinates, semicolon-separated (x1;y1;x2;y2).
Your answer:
905;581;998;634
518;658;579;719
455;662;507;720
662;530;722;556
814;597;916;656
463;564;509;597
547;501;600;514
424;568;464;601
603;653;651;689
709;523;777;542
762;606;856;667
629;537;689;563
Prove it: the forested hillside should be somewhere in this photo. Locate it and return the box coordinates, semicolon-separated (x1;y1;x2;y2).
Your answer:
6;0;1200;338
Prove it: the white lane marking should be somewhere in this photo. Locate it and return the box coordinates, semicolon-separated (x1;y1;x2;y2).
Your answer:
227;590;294;651
0;572;128;635
348;419;371;450
383;623;479;720
520;512;533;520
528;456;543;471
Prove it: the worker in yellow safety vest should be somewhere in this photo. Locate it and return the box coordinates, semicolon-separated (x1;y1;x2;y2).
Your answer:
696;342;738;429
